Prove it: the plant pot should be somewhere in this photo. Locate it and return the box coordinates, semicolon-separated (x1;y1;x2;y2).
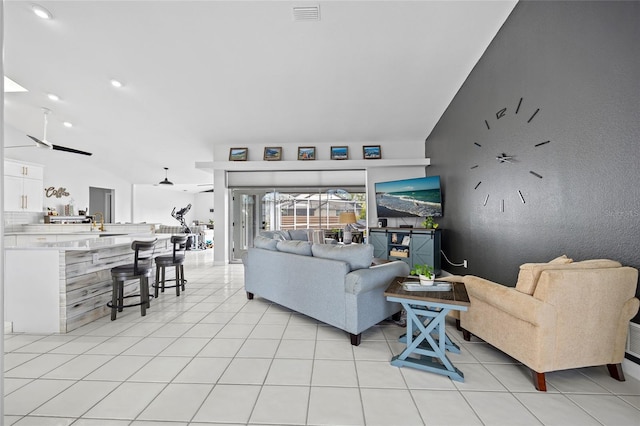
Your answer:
419;274;435;286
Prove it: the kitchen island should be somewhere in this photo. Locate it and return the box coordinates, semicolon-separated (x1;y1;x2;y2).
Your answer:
5;234;172;333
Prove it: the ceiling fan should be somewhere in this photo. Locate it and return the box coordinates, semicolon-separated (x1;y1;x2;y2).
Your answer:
25;108;93;156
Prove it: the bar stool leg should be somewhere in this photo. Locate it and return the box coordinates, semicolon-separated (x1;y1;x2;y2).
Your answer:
145;276;151;309
180;265;186;292
140;277;148;316
161;266;166;293
175;265;181;296
154;265;161;298
118;280;124;312
111;277;119;321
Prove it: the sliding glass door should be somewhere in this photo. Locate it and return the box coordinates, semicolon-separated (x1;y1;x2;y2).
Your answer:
231;187;365;261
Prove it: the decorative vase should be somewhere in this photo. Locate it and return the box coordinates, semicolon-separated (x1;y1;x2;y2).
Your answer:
419;274;435;286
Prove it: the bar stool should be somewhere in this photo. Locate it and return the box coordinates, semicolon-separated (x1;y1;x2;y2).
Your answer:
154;235;188;297
108;239;157;320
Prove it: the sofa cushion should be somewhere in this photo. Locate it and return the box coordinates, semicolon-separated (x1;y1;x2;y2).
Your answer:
312;243;374;271
276;240;313;256
260;230;290;240
287;229;310;241
254;235;279;251
516;257;621;295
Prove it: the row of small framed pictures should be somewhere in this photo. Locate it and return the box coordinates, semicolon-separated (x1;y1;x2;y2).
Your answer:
229;145;382;161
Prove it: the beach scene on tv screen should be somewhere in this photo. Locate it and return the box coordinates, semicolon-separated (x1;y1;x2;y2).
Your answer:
375;176;442;218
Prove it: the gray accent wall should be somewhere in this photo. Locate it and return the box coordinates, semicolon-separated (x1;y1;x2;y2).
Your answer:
426;1;640;320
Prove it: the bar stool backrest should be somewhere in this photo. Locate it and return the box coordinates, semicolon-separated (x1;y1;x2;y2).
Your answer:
171;235;188;263
131;239;157;274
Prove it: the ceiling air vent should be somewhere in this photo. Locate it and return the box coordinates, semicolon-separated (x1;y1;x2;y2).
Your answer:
293;5;320;22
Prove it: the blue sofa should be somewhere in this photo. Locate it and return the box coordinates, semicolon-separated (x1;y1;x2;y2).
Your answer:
242;234;410;345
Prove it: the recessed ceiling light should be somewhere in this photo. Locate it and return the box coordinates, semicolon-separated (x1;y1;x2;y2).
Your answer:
48;93;60;101
31;4;53;20
110;79;123;88
63;122;73;128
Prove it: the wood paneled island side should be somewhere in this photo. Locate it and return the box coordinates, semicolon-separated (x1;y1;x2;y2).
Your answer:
5;234;172;333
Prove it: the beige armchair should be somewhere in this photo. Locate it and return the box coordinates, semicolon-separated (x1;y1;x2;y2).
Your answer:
443;258;639;391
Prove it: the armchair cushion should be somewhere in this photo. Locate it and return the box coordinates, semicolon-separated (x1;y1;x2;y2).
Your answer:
516;258;621;295
516;255;573;295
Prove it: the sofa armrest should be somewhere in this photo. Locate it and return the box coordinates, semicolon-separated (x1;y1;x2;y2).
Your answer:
463;275;553;326
345;261;410;295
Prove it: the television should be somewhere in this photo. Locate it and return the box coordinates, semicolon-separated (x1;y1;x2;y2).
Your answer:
375;175;442;218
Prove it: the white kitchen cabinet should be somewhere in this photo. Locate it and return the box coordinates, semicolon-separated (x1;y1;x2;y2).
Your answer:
4;159;44;212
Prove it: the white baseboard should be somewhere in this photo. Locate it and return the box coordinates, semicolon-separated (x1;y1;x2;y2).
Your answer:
623;357;640;381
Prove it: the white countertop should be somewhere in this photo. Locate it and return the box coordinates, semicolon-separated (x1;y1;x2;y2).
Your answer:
5;233;172;251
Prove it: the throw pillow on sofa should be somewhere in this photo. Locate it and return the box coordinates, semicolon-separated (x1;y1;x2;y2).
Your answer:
276;240;313;256
254;235;279;251
288;229;311;241
312;243;374;271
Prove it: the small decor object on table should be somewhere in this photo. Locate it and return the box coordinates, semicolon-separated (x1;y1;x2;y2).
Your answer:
331;146;348;160
411;264;435;286
263;147;282;161
363;145;382;159
229;147;248;161
298;146;316;160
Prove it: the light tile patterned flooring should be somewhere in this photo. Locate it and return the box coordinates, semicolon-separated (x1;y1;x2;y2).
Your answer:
4;249;640;425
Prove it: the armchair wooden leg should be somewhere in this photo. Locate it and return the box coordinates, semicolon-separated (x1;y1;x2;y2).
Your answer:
531;370;547;392
455;319;462;331
246;291;254;300
462;328;471;341
392;311;402;321
607;363;625;381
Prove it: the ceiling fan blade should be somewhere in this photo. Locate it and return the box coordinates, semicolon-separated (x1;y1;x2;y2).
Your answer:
52;144;93;156
27;135;53;149
26;109;92;156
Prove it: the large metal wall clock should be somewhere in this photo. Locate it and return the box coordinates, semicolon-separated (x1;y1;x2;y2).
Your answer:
470;97;549;212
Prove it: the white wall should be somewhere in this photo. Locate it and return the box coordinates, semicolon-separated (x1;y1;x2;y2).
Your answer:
4;124;133;222
193;191;214;225
132;185;196;226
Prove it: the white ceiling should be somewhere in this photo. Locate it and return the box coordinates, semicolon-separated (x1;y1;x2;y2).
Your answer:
3;0;516;189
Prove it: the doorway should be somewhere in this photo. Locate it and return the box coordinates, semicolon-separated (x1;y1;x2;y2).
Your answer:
231;191;261;262
89;186;115;223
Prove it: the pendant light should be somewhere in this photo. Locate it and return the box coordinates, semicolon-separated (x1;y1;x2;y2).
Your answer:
159;167;174;185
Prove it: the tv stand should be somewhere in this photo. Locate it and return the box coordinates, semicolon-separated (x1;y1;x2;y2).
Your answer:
369;227;441;274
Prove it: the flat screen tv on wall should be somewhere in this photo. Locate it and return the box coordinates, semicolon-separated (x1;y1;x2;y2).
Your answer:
375;175;443;218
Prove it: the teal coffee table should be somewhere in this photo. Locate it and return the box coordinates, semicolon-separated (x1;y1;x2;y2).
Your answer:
384;276;470;382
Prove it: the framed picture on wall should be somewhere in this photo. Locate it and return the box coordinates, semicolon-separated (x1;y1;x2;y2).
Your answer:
363;145;382;159
229;147;248;161
331;146;348;160
263;147;282;161
298;146;316;160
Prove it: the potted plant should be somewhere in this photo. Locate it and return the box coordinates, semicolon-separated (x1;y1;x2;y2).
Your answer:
422;216;439;229
410;264;435;286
